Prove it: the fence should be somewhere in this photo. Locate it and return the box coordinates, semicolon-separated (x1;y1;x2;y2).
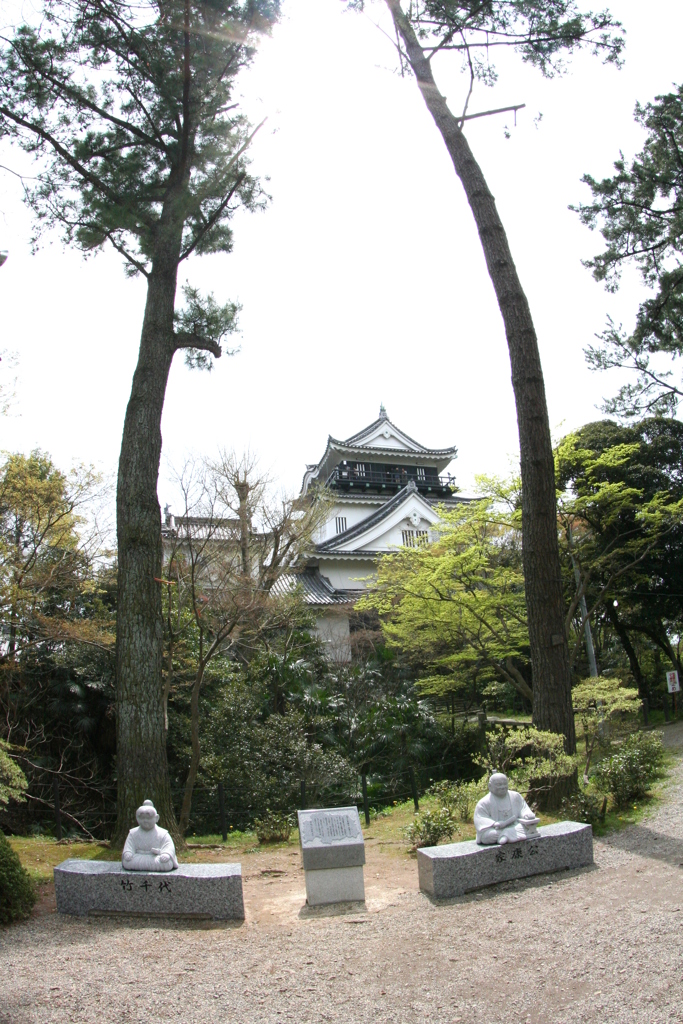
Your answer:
26;753;477;841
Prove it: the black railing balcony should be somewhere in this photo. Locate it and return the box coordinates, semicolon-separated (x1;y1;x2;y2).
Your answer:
326;464;457;497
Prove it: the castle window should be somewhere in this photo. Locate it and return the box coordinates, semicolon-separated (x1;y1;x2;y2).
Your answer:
335;516;347;534
402;530;428;548
417;467;426;481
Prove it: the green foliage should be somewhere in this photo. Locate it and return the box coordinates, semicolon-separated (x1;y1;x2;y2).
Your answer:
404;807;459;851
350;1;623;77
556;424;683;685
427;778;487;822
560;788;606;826
0;451;116;836
174;287;241;370
194;668;356;818
593;732;666;808
573;677;640;730
358;487;533;709
476;725;576;790
0;741;28;807
0;831;36;925
253;810;292;844
574;85;683;416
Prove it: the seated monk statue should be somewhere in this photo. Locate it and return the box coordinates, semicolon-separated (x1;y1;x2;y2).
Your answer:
122;800;179;872
474;773;540;845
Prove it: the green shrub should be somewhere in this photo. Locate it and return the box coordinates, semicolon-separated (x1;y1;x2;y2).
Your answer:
404;807;459;850
560;789;606;826
0;740;28;808
253;810;292;843
0;831;36;926
427;779;486;822
593;732;666;808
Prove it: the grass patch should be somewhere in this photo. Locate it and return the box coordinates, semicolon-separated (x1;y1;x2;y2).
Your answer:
7;829;304;880
361;794;560;853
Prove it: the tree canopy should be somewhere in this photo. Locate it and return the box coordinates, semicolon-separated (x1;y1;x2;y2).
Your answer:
575;85;683;416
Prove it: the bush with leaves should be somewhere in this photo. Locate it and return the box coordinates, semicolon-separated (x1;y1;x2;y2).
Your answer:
0;741;27;808
186;670;356;830
560;789;606;826
572;677;641;780
0;831;36;925
427;779;487;823
405;807;459;851
475;724;579;810
253;811;292;844
593;732;665;808
476;726;576;788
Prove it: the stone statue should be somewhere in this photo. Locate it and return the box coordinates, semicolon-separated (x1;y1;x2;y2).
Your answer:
473;773;540;845
122;800;179;872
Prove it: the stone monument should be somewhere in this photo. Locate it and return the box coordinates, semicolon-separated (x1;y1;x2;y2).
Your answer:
297;807;365;906
54;798;244;920
417;772;593;899
122;799;179;871
473;773;540;845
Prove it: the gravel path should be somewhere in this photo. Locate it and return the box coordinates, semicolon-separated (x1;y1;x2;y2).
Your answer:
3;725;683;1024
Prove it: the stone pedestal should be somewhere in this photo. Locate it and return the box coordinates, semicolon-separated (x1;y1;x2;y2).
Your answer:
304;865;365;905
417;821;593;899
298;807;365;906
54;859;244;920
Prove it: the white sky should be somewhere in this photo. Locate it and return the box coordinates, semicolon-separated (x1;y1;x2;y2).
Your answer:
1;0;681;508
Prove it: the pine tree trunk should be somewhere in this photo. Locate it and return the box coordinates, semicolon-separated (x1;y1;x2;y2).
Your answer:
114;240;182;845
388;0;575;752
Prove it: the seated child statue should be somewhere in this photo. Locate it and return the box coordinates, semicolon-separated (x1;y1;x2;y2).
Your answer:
122;799;179;872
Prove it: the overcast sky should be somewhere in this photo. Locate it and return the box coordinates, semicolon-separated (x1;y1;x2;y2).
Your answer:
1;0;681;508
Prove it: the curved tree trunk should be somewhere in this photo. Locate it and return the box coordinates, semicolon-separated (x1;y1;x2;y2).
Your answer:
114;235;182;845
387;0;575;752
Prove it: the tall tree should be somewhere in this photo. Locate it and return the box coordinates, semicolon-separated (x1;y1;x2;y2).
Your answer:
163;454;328;833
348;0;623;750
557;418;683;695
0;0;280;840
574;87;683;417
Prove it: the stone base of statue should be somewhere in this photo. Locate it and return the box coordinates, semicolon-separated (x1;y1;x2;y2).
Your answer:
417;821;593;899
54;859;245;920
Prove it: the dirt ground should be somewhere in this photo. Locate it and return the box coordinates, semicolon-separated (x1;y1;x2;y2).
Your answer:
3;725;683;1024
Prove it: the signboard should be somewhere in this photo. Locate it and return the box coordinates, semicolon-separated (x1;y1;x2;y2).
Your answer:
297;807;365;871
666;670;680;693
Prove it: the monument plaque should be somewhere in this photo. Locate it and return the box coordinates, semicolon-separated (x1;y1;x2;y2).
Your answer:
297;806;365;905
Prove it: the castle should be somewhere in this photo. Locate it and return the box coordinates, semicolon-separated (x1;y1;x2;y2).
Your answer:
274;406;462;659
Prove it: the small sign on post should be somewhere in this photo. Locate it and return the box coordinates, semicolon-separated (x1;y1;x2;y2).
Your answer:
666;670;680;693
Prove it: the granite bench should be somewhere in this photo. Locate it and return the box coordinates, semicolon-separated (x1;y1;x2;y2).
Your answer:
417;821;593;899
54;859;244;920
